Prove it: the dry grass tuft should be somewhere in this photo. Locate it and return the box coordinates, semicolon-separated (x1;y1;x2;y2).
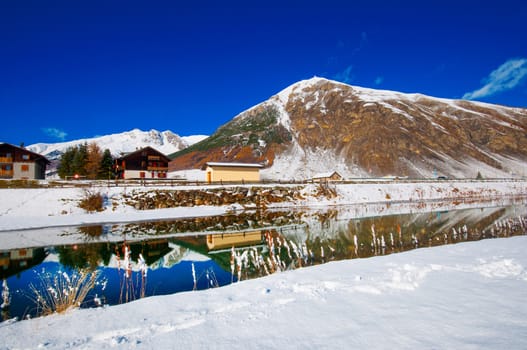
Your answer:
29;268;99;316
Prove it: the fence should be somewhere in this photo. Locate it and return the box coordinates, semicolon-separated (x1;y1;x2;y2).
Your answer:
28;176;527;189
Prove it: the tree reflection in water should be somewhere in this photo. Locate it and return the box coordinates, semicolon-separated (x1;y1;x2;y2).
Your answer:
2;201;526;321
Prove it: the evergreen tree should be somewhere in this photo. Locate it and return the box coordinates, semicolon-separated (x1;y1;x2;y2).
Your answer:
57;146;76;179
99;149;114;179
72;143;88;176
58;144;115;180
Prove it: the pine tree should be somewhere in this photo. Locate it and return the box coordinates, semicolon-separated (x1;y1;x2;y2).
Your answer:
99;149;114;180
72;143;88;176
57;146;76;179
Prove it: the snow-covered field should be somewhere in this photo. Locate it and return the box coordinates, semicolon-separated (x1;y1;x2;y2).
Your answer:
0;181;526;349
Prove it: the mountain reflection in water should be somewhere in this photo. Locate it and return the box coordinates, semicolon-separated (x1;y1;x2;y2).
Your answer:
1;200;525;321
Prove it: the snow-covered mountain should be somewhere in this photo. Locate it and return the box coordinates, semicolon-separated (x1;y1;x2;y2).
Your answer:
28;128;207;160
169;77;527;179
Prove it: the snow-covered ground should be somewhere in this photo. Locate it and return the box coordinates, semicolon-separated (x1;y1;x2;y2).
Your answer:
0;181;526;349
0;180;525;231
1;236;526;349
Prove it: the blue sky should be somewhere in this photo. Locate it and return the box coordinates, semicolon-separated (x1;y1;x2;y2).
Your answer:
1;0;526;146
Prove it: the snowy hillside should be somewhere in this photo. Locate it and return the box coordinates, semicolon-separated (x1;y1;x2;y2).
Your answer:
27;129;207;160
266;77;527;179
170;77;527;179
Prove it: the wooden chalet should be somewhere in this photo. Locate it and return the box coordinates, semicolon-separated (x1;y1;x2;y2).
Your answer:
0;143;50;180
114;146;170;179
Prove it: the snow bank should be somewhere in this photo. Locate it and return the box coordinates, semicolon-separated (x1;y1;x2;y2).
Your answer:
0;186;227;231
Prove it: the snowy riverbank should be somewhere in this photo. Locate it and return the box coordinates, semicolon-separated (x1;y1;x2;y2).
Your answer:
1;235;526;349
0;180;525;231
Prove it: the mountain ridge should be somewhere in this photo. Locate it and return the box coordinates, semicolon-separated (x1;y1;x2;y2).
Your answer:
23;78;527;180
169;77;527;179
27;129;207;160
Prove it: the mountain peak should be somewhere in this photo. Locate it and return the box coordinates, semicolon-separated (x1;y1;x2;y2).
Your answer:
275;76;337;104
171;77;527;179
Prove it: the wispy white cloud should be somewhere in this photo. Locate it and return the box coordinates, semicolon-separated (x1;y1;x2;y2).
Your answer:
463;58;527;100
374;76;384;85
333;65;354;84
42;127;67;141
352;32;368;56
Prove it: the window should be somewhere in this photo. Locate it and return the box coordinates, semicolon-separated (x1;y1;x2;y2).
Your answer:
21;164;29;172
22;154;30;160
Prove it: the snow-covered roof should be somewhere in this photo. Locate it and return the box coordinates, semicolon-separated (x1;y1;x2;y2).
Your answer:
0;142;51;163
116;146;170;161
205;162;264;168
312;171;341;179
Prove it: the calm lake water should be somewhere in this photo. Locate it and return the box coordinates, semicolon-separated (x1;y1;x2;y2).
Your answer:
1;198;526;321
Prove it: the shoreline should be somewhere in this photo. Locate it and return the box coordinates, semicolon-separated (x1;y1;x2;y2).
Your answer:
0;180;525;232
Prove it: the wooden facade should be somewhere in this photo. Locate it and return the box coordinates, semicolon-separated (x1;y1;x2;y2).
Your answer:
0;143;49;180
114;146;170;179
202;162;263;183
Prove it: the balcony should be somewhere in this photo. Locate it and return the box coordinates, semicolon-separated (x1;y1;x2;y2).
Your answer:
0;157;13;163
0;169;14;178
147;166;169;171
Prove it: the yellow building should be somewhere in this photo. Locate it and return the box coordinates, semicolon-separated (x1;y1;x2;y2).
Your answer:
206;230;264;251
203;162;263;183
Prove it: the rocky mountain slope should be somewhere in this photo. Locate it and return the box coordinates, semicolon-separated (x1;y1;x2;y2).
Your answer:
169;77;527;179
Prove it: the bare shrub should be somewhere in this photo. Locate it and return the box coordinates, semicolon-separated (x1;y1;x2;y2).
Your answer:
78;190;104;212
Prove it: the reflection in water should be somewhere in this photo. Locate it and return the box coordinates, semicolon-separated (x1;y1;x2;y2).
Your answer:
114;242;148;304
0;248;47;280
1;279;10;320
1;201;526;322
99;210;304;239
175;205;527;281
